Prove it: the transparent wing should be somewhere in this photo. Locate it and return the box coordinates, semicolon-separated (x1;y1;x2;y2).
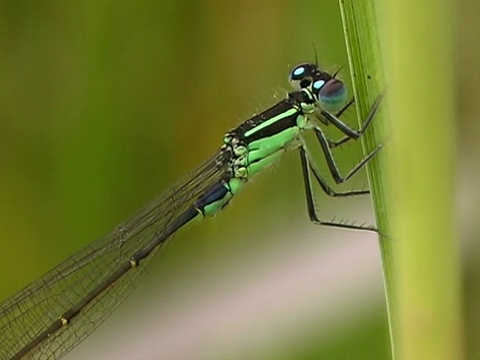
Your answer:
0;150;229;360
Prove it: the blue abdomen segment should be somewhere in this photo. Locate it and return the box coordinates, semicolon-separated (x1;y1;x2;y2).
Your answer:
193;178;241;217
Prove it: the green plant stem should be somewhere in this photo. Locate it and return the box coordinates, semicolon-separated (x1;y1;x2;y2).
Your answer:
338;1;395;358
383;0;463;359
340;0;464;359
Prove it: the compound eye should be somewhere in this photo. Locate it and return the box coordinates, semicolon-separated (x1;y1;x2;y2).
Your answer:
317;79;347;112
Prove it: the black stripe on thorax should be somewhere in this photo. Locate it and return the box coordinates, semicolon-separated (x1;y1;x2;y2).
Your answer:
232;91;313;143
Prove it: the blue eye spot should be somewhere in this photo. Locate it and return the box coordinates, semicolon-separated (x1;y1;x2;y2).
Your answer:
292;67;305;78
313;80;325;91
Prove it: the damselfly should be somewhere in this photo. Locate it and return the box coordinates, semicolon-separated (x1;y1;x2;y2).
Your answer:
0;62;381;360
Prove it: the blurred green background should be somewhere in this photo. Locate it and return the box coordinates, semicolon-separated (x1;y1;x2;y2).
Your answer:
0;1;477;359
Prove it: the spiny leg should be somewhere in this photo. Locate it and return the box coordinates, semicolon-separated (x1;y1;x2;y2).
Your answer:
299;147;377;232
322;95;383;149
324;98;355;149
326;98;355;148
299;147;369;198
313;90;383;184
315;126;382;184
